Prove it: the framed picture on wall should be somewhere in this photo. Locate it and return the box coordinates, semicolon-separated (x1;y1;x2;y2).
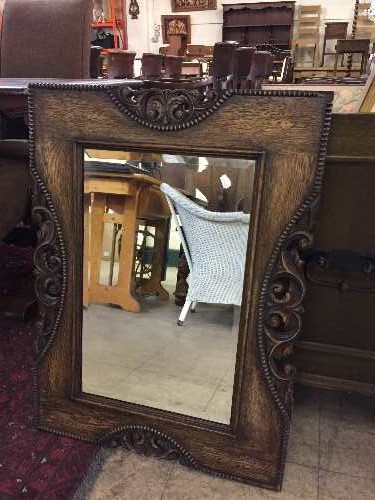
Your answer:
162;15;191;44
171;0;217;12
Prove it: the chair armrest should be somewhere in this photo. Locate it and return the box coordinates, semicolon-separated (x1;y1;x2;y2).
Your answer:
197;210;250;224
161;182;250;224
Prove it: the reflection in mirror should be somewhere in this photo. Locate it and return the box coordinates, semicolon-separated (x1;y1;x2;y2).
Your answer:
82;148;256;424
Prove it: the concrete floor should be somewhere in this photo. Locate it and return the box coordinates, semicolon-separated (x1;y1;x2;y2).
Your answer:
82;268;240;424
86;387;375;499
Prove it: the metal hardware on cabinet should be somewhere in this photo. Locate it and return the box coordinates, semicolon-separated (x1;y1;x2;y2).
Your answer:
305;250;375;294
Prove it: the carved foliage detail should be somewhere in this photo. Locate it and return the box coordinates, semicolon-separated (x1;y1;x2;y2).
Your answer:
108;86;225;130
100;426;195;467
260;204;319;417
265;230;312;387
31;177;65;357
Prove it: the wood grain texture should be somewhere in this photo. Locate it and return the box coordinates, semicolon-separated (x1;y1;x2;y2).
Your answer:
29;83;332;490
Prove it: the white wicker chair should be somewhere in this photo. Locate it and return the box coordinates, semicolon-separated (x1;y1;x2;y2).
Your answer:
160;183;250;326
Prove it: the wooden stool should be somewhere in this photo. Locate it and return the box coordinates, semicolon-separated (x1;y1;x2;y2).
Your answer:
334;38;370;76
107;50;136;79
321;22;348;67
211;41;239;90
83;174;170;312
141;53;164;79
248;51;273;89
90;46;102;78
164;55;183;78
232;47;256;90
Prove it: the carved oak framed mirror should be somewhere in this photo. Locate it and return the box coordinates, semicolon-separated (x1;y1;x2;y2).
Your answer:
31;82;332;490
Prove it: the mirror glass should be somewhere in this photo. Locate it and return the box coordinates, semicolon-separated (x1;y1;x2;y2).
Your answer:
82;148;256;424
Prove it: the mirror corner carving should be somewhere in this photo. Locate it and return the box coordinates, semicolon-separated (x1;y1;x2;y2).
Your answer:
99;425;196;466
106;85;228;131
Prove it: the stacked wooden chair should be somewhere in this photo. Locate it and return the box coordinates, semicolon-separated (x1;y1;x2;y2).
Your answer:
355;1;375;50
211;42;273;90
294;4;321;67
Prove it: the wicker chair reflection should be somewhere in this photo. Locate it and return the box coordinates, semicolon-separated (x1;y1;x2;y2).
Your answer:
160;183;250;326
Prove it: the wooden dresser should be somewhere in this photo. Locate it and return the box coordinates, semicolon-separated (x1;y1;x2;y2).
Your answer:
222;1;295;50
296;113;375;395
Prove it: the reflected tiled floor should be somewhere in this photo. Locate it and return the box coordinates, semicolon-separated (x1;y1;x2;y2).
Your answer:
87;387;375;499
82;279;240;424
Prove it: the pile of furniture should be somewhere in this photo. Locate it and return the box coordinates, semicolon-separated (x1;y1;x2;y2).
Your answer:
102;42;277;88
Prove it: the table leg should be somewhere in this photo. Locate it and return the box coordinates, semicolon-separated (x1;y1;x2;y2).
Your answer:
174;247;190;307
320;38;326;67
137;218;169;300
312;44;316;67
83;193;91;307
89;193;106;290
333;52;339;76
108;223;119;286
86;193;140;312
361;52;366;74
116;196;140;312
294;43;299;64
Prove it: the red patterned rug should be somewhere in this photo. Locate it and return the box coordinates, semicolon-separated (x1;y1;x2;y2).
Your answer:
0;243;103;499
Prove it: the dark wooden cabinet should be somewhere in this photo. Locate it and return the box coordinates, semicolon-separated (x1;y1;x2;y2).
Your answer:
222;2;295;50
296;114;375;395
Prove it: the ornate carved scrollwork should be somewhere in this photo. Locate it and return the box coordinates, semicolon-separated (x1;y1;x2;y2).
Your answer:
100;425;195;467
28;98;66;359
263;229;313;413
32;202;64;355
258;102;333;422
31;184;66;357
107;86;227;131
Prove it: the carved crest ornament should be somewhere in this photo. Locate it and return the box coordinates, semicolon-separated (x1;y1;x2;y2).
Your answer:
29;82;332;487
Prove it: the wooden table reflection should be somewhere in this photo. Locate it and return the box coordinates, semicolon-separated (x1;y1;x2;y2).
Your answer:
84;173;170;312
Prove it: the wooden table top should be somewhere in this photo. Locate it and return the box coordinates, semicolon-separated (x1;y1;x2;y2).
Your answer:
0;77;210;95
0;78;144;95
84;171;160;188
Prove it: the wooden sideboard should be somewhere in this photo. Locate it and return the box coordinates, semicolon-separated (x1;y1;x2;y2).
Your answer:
296;113;375;395
222;1;295;50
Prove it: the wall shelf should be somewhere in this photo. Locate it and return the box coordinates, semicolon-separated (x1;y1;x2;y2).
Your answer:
92;0;127;49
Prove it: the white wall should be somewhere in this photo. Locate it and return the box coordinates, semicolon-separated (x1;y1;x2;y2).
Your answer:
126;0;357;57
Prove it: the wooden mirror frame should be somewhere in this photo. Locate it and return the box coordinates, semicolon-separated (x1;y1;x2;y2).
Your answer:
30;83;332;491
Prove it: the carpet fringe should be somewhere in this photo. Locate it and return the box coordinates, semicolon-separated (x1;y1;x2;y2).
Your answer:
72;447;112;500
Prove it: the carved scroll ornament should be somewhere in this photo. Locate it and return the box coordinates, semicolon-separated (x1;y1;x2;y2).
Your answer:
108;85;225;131
28;99;67;358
